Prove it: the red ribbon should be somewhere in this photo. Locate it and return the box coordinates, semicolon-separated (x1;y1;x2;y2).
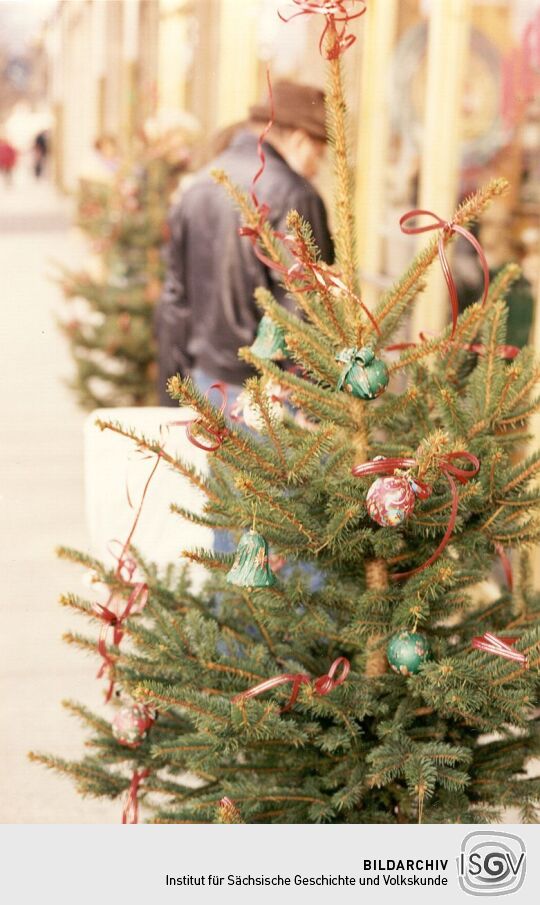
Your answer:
95;582;148;647
233;656;350;712
278;1;366;59
352;452;480;579
239;204;289;275
399;209;490;338
494;542;513;592
94;453;159;699
122;768;151;824
471;633;527;667
170;382;229;452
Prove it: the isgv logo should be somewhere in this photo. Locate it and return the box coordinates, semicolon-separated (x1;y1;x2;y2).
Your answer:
458;831;526;896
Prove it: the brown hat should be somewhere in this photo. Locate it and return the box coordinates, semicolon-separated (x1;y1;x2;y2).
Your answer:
249;80;327;143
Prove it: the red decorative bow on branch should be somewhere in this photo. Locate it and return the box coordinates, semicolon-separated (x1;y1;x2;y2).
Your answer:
171;382;229;452
122;768;151;824
352;451;480;579
233;656;350;712
471;633;528;667
95;581;149;701
278;1;367;59
399;209;490;338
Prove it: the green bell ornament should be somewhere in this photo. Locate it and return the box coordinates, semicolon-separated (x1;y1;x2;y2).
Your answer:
226;530;277;588
387;631;431;676
249;315;287;361
336;346;389;399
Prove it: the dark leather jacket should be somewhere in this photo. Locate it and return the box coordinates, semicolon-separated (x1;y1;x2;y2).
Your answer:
155;130;333;402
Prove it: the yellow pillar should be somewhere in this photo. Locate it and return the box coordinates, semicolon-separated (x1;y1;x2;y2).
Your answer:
158;0;191;114
354;0;399;311
411;0;471;338
216;0;259;128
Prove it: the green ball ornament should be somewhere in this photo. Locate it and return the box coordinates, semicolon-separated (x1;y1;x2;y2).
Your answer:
336;346;389;399
226;530;277;589
249;315;287;361
387;631;431;676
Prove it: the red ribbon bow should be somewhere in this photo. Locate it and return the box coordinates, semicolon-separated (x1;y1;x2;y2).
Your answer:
233;656;350;712
399;209;490;338
471;633;528;667
278;1;367;59
122;768;151;824
171;382;229;452
352;451;480;579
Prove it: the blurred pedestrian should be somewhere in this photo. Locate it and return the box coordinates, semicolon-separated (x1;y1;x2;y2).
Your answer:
80;134;119;185
0;136;18;186
33;130;49;179
155;80;333;407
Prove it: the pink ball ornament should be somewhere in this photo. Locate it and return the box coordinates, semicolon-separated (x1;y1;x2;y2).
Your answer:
365;474;416;527
112;703;155;748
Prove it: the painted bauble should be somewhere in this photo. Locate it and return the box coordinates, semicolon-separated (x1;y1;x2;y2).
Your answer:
112;703;155;748
387;631;431;676
336;346;389;400
226;530;277;588
249;315;287;360
366;475;416;527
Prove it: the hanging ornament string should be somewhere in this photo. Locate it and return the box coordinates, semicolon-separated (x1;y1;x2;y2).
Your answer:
494;541;513;591
278;1;367;59
169;382;229;452
94;450;161;700
399;209;490;338
233;656;350;713
352;452;480;579
238;68;289;274
238;61;380;335
122;768;151;824
471;633;528;667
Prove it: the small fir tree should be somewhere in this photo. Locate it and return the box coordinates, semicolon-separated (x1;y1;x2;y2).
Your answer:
32;5;540;824
58;148;177;408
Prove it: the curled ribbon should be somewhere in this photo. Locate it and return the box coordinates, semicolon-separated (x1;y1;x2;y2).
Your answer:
233;656;350;712
96;582;149;703
94;453;159;699
352;451;480;579
284;232;381;335
170;382;229;452
399;209;490;338
472;633;527;667
122;768;151;824
278;1;367;59
494;541;513;591
238;64;380;336
95;582;149;647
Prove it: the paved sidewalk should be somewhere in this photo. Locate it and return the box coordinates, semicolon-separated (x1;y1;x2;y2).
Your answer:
0;172;117;822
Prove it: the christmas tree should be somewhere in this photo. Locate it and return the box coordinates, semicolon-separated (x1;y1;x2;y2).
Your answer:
32;4;540;824
58;145;177;409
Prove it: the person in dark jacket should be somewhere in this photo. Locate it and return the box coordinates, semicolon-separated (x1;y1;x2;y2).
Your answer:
155;81;333;407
